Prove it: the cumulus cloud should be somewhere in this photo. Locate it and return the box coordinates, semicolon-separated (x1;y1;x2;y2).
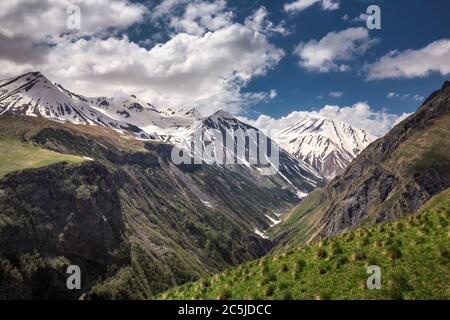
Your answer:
0;33;50;64
245;7;289;35
151;0;190;19
293;27;377;72
366;39;450;80
53;27;281;113
154;2;287;37
387;92;425;102
0;1;284;115
0;0;147;65
168;0;233;35
0;0;146;41
284;0;339;13
240;102;410;137
329;91;343;98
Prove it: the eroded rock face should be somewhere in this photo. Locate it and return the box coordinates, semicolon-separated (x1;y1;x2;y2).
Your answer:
0;161;129;299
315;82;450;239
0;116;305;299
274;82;450;247
0;162;125;263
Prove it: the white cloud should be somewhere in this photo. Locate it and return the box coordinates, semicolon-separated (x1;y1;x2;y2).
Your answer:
387;92;425;102
245;7;289;35
284;0;339;13
366;39;450;80
321;0;340;11
0;0;146;41
0;0;147;66
55;26;282;114
168;0;233;35
293;27;377;72
158;3;287;37
151;0;189;19
0;2;284;115
329;91;343;98
240;102;409;137
351;13;369;23
269;89;278;99
387;92;400;99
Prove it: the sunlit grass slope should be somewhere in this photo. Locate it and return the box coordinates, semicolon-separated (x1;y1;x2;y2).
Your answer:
159;189;450;300
0;139;84;177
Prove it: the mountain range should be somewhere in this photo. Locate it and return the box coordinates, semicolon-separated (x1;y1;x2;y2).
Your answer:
1;71;447;300
0;72;326;191
0;71;326;299
274;80;450;247
161;80;450;300
0;72;373;183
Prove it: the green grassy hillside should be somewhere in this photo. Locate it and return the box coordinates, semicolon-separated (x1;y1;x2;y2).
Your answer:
159;189;450;300
0;139;84;177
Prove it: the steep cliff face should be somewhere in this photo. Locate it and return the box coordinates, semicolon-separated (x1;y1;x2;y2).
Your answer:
0;115;305;299
274;81;450;247
0;162;128;299
0;162;125;260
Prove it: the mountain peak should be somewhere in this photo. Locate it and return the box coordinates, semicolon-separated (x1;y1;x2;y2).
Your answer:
211;110;234;119
28;71;44;77
178;107;201;118
21;71;47;81
277;114;375;181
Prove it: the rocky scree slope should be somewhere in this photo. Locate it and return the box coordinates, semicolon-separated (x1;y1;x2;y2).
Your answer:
273;81;450;247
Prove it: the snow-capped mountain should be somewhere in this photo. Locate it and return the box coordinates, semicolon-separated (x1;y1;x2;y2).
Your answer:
93;95;201;143
176;110;324;193
276;114;376;181
0;72;154;139
0;71;204;143
0;72;325;194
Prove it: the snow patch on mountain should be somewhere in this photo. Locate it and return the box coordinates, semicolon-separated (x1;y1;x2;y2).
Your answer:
0;72;325;194
276;114;376;181
0;72;153;139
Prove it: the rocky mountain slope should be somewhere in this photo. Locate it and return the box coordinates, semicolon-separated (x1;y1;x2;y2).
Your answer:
179;110;324;193
0;72;324;195
276;114;375;181
273;81;450;247
0;113;320;299
0;72;153;139
160;188;450;300
0;72;328;299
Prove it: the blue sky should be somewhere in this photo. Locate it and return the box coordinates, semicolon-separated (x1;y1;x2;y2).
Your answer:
131;0;450;118
241;0;450;119
0;0;449;135
240;0;450;118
